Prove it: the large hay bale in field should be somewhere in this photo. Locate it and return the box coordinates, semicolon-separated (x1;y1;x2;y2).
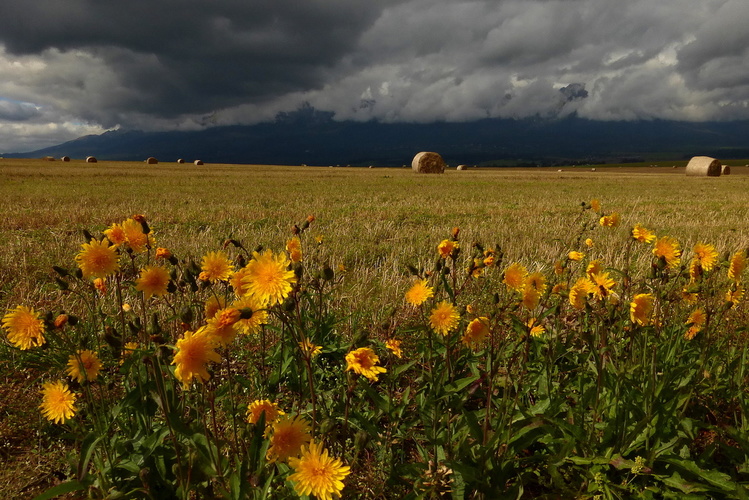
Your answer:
177;158;185;164
194;159;204;165
86;156;97;163
412;152;446;174
722;165;731;175
457;165;468;171
146;157;158;164
685;156;721;176
61;156;70;162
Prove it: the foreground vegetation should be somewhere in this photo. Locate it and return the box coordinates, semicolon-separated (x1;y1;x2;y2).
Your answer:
2;159;749;499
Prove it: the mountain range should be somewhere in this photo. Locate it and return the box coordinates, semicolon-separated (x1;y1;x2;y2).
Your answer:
7;107;749;166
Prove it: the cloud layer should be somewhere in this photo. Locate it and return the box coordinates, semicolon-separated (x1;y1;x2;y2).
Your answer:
1;0;748;151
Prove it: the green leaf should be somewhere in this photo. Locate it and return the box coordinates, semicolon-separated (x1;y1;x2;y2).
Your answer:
77;432;103;480
32;481;87;500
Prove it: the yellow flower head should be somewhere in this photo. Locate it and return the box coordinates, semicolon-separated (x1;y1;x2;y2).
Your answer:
590;272;616;301
692;242;718;273
242;250;297;306
135;265;171;300
726;283;744;306
76;238;120;280
205;307;241;346
299;338;322;357
586;260;604;279
599;213;620;228
120;341;138;365
585;238;594;247
288;441;350;500
653;236;681;269
231;295;268;335
462;317;490;349
687;308;707;327
429;301;460;336
437;239;458;259
552;282;568;295
200;251;234;282
172;327;221;388
385;338;403;358
728;251;747;282
590;199;601;212
2;305;46;350
569;277;593;310
346;347;387;382
632;224;656;243
246;399;285;425
568;251;585;261
66;350;102;384
630;293;654;326
527;318;545;337
103;222;127;246
155;247;172;260
267;415;312;462
93;277;107;294
121;218;154;253
522;284;540;311
405;279;434;307
39;380;77;424
286;237;303;263
503;262;528;291
525;272;547;293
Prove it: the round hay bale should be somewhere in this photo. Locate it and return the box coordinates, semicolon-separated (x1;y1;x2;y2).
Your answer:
194;159;204;165
412;152;446;174
86;156;97;163
456;165;468;171
177;159;185;164
146;157;158;164
591;168;596;172
722;165;731;175
685;156;721;176
61;156;70;162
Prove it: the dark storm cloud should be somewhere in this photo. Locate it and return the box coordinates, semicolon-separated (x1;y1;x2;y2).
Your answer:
1;0;749;151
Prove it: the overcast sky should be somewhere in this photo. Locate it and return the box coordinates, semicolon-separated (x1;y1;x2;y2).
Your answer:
1;0;748;152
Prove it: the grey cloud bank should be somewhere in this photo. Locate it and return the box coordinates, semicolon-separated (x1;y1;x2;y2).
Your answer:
0;0;747;152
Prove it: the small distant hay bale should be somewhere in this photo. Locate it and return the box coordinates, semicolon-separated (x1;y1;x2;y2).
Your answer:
194;160;204;165
591;168;596;172
557;169;563;172
146;157;158;164
61;156;70;162
685;156;721;176
457;165;468;171
412;151;446;174
722;165;731;175
43;156;55;161
86;156;97;163
177;159;185;164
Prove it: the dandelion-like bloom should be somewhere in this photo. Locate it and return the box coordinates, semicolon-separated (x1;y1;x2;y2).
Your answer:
120;341;138;365
684;308;706;340
527;318;545;337
692;242;718;273
585;238;594;248
267;415;312;462
569;277;593;310
121;218;153;253
726;283;744;306
522;284;540;311
552;282;568;295
2;305;46;350
568;251;585;261
462;317;489;349
437;239;458;259
729;251;747;282
231;295;268;334
204;295;226;320
155;247;172;259
299;338;322;358
66;350;102;383
345;347;387;382
525;272;547;293
385;338;403;358
93;277;107;294
39;380;76;424
653;236;681;269
590;199;601;212
200;251;234;282
135;265;170;300
632;224;656;243
590;272;616;301
76;238;120;279
288;441;350;500
681;287;698;305
503;262;528;291
599;213;620;228
246;399;285;425
205;307;241;346
429;301;460;336
242;250;297;306
286;237;303;263
630;293;654;326
103;222;127;246
405;279;434;306
483;248;497;267
172;327;221;388
586;260;604;279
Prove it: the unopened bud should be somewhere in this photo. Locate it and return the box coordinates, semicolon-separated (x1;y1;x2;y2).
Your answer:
54;314;69;329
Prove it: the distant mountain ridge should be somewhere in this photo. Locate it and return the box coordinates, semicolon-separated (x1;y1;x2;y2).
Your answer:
7;110;749;166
